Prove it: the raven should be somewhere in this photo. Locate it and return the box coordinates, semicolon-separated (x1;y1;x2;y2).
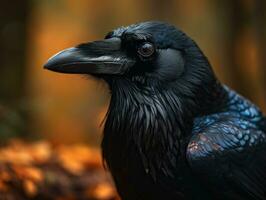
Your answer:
44;21;266;200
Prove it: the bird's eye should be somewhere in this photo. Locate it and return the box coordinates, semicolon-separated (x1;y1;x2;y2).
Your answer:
137;42;155;58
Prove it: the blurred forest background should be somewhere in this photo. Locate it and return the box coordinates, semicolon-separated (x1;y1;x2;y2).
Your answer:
0;0;265;144
0;0;265;199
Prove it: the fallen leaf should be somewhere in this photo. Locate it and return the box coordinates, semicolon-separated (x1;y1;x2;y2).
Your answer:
13;166;43;183
23;180;37;197
87;183;116;200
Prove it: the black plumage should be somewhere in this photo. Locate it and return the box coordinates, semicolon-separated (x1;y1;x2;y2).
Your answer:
44;21;266;200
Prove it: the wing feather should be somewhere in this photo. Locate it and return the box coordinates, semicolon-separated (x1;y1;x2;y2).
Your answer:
187;117;266;199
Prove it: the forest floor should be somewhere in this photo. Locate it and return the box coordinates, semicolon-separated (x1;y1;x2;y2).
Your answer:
0;139;120;200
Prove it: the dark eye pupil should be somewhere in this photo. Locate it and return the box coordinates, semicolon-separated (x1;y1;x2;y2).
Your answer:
138;43;154;57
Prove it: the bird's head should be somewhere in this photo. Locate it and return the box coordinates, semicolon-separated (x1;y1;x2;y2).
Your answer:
45;21;217;105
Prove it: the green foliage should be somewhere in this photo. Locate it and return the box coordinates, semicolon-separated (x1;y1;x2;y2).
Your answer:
0;103;28;142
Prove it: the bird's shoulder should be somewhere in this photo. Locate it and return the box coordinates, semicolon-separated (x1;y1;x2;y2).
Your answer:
225;86;264;121
188;112;266;162
187;110;266;199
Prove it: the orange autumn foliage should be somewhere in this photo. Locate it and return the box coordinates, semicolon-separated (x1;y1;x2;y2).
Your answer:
0;140;120;200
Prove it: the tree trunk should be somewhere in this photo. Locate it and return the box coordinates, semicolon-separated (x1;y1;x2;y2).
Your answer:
0;0;29;102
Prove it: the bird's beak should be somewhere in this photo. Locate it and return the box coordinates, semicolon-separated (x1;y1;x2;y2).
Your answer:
44;38;135;75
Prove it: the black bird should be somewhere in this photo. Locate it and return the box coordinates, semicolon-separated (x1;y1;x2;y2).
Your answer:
44;21;266;200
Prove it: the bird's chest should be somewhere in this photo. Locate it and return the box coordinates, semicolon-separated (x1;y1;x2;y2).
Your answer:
102;126;210;200
102;92;206;199
105;142;187;200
